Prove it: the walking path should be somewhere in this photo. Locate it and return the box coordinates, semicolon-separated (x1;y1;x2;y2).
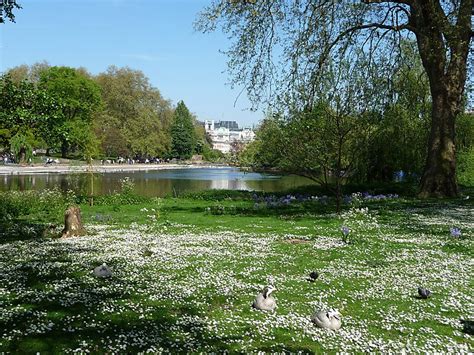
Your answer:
0;163;228;175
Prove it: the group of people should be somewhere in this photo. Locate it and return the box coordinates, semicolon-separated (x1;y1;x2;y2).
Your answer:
2;153;15;165
101;157;172;165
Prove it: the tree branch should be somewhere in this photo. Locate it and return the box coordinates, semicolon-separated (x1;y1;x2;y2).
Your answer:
319;21;415;69
362;0;413;6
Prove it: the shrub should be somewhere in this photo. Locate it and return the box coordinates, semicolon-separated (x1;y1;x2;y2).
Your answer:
0;188;74;222
457;147;474;187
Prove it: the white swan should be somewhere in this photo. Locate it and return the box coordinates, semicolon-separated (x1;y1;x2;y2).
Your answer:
311;309;341;330
252;285;277;311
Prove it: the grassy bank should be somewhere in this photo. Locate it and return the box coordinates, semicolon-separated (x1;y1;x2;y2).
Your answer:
0;187;472;352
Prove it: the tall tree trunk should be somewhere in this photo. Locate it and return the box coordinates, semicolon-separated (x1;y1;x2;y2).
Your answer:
419;87;458;197
19;147;26;165
61;141;68;159
409;0;472;197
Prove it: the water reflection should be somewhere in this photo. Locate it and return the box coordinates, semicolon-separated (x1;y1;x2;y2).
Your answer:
0;167;313;197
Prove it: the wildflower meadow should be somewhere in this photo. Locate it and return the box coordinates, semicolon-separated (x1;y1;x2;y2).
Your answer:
0;187;472;352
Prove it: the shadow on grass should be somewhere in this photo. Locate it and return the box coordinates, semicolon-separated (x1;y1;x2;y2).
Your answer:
0;220;56;244
0;241;255;353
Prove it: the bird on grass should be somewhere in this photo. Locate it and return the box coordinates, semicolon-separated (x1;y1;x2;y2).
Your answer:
252;285;277;312
311;309;342;330
307;271;319;282
93;263;112;278
461;319;474;335
418;287;431;299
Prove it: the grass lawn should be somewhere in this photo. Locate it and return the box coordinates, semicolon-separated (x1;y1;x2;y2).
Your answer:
0;189;472;352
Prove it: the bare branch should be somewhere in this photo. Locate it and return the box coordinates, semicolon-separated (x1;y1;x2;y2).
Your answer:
362;0;413;5
319;21;415;69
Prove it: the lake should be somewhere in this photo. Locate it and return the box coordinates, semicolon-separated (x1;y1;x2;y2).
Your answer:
0;167;314;197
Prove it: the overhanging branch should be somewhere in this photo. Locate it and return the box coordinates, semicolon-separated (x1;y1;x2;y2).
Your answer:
362;0;413;5
318;21;415;69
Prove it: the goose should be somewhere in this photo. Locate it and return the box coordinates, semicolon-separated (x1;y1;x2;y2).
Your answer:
252;285;277;311
308;271;319;282
461;319;474;335
311;309;341;330
93;263;113;278
418;287;431;299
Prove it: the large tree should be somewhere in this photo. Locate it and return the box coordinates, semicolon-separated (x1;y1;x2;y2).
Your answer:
0;75;61;163
39;66;102;157
95;66;173;157
170;101;196;159
197;0;474;197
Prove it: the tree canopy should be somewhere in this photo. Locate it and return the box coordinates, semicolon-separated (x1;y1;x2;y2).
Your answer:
95;66;173;158
1;63;209;162
38;66;102;158
0;75;62;163
171;101;196;160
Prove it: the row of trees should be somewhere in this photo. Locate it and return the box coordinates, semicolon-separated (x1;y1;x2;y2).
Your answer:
0;63;215;163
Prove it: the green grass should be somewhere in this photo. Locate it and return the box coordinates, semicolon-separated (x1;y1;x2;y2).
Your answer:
0;189;472;352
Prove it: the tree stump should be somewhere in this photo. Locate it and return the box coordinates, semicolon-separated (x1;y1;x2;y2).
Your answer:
61;206;85;238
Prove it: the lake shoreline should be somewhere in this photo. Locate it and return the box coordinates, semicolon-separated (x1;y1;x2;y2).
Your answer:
0;163;232;175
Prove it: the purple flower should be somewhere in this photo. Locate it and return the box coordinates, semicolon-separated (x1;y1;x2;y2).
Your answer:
341;226;350;243
341;226;350;236
450;227;461;238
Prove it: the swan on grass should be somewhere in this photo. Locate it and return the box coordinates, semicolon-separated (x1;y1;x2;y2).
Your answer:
311;309;342;330
252;285;277;312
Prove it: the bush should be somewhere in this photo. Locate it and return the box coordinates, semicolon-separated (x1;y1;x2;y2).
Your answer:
202;145;225;162
0;188;75;222
457;147;474;186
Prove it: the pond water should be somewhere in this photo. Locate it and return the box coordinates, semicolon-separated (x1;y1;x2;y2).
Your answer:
0;167;314;197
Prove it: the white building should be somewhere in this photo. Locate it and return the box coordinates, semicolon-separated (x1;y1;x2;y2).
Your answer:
204;120;255;154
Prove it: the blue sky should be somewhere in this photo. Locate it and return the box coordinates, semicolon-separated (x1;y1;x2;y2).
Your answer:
0;0;262;127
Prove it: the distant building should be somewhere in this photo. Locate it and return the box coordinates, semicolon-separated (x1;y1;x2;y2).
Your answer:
204;120;255;154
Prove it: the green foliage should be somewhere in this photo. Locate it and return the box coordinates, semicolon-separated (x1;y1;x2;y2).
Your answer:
360;105;429;182
251;116;284;168
197;2;472;197
39;67;101;123
170;101;196;159
243;45;432;190
39;66;102;157
0;75;61;158
457;147;474;186
10;131;35;163
0;188;75;223
201;144;225;162
5;61;50;84
95;66;173;158
123;109;171;157
356;44;431;182
456;113;474;186
456;112;474;152
238;139;259;167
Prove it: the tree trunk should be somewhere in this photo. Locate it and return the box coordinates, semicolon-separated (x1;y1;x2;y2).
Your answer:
61;141;68;159
19;147;26;165
419;88;458;197
410;0;472;197
61;206;85;238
